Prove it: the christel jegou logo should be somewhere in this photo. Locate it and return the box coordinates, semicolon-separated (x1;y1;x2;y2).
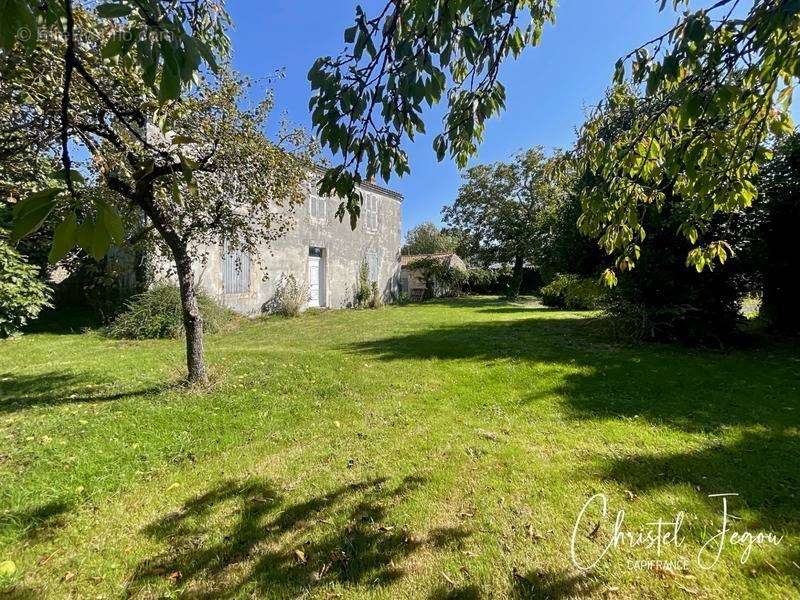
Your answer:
570;493;784;571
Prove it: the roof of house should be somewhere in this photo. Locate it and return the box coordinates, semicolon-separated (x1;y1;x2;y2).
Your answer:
400;253;467;269
311;165;403;201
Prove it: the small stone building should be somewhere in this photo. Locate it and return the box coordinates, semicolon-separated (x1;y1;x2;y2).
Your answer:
399;253;468;299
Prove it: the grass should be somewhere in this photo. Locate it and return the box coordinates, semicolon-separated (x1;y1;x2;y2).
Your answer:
0;297;798;599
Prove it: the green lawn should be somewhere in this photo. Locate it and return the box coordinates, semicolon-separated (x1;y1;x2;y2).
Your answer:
0;298;798;599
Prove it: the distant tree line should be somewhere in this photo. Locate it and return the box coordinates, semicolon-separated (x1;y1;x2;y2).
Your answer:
440;129;800;343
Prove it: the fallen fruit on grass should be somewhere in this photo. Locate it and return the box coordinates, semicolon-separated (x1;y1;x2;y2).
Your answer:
0;560;16;577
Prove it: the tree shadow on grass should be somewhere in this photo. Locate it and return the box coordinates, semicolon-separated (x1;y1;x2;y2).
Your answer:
0;371;163;414
347;313;799;433
347;306;800;574
0;585;40;599
429;297;543;309
0;499;73;543
601;429;800;562
510;568;604;599
429;297;511;308
475;307;555;315
592;427;800;585
128;474;470;598
426;569;603;599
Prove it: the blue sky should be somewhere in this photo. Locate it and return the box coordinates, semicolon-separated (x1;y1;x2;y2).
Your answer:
224;1;742;236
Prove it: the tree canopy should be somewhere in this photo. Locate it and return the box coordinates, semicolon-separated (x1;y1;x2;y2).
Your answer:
402;222;457;255
308;0;557;225
311;0;798;280
2;0;231;251
1;5;314;383
442;147;566;297
577;0;798;283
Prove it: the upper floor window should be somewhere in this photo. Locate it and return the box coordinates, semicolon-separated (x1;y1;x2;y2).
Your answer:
222;242;250;294
309;194;327;221
364;193;379;232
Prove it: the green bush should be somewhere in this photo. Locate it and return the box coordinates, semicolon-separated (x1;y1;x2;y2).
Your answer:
0;238;52;337
355;260;371;307
540;274;575;307
463;266;542;296
565;277;607;310
603;206;750;346
540;273;605;310
465;267;498;291
406;257;468;298
106;284;236;339
369;280;383;308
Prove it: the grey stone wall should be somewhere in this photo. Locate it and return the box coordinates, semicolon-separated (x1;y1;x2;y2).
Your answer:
156;179;402;315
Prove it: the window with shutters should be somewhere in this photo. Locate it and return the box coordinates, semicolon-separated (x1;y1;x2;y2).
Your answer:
364;193;379;232
222;242;250;294
309;194;327;221
367;252;379;282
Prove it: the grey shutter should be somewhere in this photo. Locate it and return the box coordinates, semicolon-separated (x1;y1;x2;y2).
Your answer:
367;253;379;282
364;194;379;231
223;243;250;293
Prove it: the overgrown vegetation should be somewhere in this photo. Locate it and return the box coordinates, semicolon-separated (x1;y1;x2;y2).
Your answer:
268;274;309;317
539;274;606;310
354;260;371;307
752;133;800;334
464;267;498;294
106;284;235;339
0;236;51;338
406;257;467;299
600;205;750;345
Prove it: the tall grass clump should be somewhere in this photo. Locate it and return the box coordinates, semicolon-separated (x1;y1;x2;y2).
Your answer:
268;274;309;317
106;284;236;339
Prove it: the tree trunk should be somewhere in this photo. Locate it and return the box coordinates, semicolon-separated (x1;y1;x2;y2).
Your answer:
128;180;209;386
172;244;208;386
105;165;211;385
508;254;524;299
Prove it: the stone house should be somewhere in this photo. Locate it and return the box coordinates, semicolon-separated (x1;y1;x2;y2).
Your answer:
156;175;403;315
399;252;468;299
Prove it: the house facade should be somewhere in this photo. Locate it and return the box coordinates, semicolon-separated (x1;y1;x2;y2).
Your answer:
169;177;403;315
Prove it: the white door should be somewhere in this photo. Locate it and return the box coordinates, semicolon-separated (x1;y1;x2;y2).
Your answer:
308;255;321;307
